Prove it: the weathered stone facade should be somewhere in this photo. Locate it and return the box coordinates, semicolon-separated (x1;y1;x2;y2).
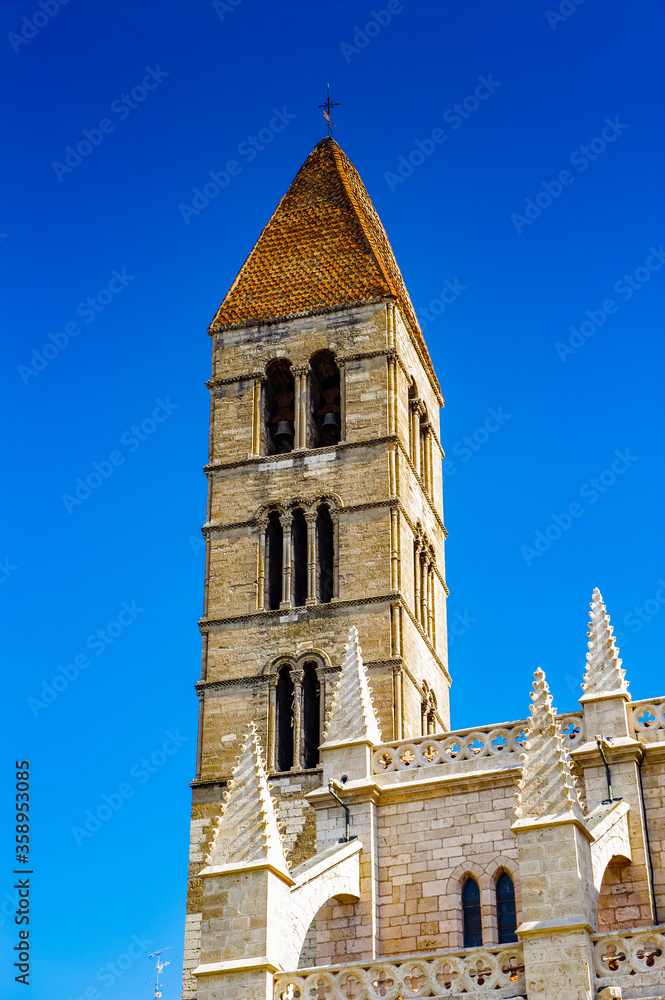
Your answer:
182;139;665;1000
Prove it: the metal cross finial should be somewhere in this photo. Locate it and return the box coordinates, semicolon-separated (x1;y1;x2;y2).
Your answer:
318;83;340;137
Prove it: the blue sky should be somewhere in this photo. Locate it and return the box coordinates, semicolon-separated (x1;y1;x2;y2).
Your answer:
1;1;664;997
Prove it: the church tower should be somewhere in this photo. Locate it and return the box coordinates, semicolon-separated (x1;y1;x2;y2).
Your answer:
182;137;449;996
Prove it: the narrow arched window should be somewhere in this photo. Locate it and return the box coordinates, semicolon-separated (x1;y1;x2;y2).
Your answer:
265;359;295;454
462;877;482;948
316;505;334;603
496;872;517;943
301;662;321;769
275;666;294;772
291;509;307;607
265;511;283;611
310;350;340;448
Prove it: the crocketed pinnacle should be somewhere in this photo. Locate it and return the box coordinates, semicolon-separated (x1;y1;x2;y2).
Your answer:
515;669;584;822
581;588;629;699
322;627;382;746
205;723;289;872
209;137;440;396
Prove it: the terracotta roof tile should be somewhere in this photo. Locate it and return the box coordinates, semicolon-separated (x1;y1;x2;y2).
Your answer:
209;138;439;393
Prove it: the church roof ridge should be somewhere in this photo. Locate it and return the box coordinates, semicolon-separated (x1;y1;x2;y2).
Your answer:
209;137;440;396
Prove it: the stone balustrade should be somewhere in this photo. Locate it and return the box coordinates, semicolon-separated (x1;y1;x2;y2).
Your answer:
371;713;585;774
274;944;526;999
631;697;665;742
592;924;665;997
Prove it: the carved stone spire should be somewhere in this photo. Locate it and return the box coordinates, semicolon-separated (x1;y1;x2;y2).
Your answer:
515;669;584;823
322;626;382;746
205;723;289;873
580;588;629;700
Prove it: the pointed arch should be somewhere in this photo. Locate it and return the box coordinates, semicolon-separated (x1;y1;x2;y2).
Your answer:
316;503;334;604
301;661;321;769
265;511;283;610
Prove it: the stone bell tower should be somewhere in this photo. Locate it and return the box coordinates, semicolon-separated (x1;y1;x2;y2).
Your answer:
182;137;450;996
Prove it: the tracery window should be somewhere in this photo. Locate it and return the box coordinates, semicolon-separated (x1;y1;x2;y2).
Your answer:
275;665;295;772
462;877;483;948
496;872;517;943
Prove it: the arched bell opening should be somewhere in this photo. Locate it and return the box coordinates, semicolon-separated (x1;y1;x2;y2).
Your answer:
310;350;340;448
265;359;295;454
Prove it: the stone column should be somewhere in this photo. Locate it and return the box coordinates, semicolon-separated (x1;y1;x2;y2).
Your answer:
413;540;422;624
420;554;428;628
390;507;399;591
305;512;317;605
331;510;340;600
280;513;292;609
291;364;309;450
337;358;347;443
387;354;396;436
290;668;304;771
427;563;434;640
267;678;277;771
251;376;263;457
393;662;403;741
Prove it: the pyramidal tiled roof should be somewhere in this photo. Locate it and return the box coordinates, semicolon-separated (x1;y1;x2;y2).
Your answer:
210;137;439;391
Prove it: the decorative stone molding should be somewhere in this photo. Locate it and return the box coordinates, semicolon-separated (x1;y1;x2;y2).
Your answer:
592;925;665;995
273;944;527;998
372;714;586;774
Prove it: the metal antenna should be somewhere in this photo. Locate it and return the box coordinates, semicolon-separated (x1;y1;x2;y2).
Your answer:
148;947;171;999
318;83;340;137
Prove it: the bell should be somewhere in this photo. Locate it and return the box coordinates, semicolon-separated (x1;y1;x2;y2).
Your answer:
321;410;340;430
273;419;294;446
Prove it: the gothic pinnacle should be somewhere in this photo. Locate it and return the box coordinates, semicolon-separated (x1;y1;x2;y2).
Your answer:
514;668;584;823
322;626;382;746
581;588;629;700
205;723;289;872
